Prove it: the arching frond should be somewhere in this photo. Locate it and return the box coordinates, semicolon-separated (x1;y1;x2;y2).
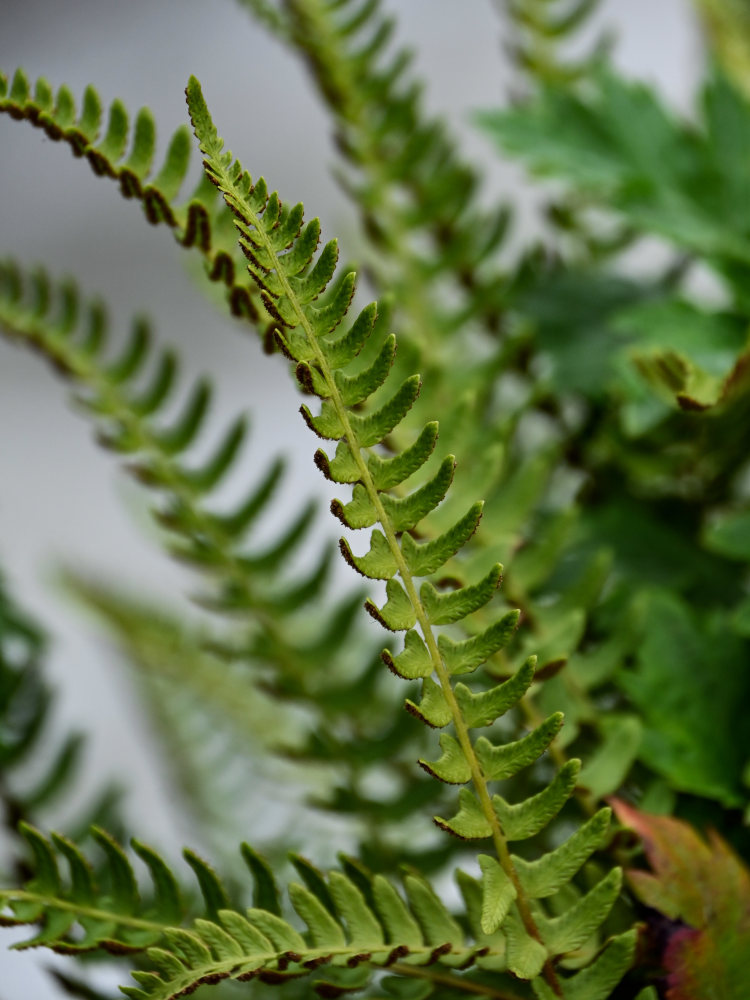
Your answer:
0;261;456;875
265;0;511;346
0;825;637;1000
187;77;636;994
0;68;266;326
0;573;123;871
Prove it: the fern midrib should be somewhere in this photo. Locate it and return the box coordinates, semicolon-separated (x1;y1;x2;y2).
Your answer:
241;197;561;995
0;888;167;934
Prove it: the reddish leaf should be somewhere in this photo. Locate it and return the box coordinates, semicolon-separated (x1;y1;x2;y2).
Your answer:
613;801;750;1000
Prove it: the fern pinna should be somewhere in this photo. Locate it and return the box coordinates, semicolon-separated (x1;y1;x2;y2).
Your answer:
184;76;637;998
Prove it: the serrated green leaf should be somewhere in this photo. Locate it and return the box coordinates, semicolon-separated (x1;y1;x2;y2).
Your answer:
340;530;398;580
402;502;483;577
536;868;622;955
368;422;439;491
421;564;502;626
418;733;471;784
434;788;493;840
532;929;637;1000
475;714;563;782
477;856;517;934
334;334;396;406
438;611;521;675
382;628;432;679
493;760;580;842
455;657;535;727
513;808;612;899
405;676;451;728
365;577;416;631
349;375;422;448
380;456;455;533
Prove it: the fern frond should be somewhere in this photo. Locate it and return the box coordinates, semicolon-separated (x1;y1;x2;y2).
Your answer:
0;261;458;874
501;0;608;88
187;78;635;993
0;68;266;326
235;0;291;39
271;0;511;342
0;573;123;868
0;825;636;1000
0;261;324;631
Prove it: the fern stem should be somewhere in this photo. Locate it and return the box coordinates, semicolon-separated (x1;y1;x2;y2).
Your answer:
0;889;519;991
238;195;563;997
0;890;167;935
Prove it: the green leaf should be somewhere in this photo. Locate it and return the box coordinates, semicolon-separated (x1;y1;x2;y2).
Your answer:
381;456;455;533
418;733;471;784
405;677;451;728
493;760;580;842
434;788;493;840
531;930;637;999
421;564;503;626
368;422;439;491
402;502;483;577
455;657;535;727
503;908;547;979
381;629;432;679
474;714;563;781
477;855;516;934
348;374;422;448
513;808;612;899
339;531;398;580
365;577;416;631
438;612;521;675
402;876;463;949
621;591;750;806
328;872;385;947
371;876;423;948
577;715;641;799
289;882;347;948
536;868;622;955
240;843;281;916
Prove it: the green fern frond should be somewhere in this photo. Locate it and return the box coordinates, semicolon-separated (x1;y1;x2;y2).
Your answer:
0;68;265;326
0;825;636;1000
235;0;291;39
270;0;511;342
0;261;323;628
0;260;456;874
0;574;123;869
186;78;635;993
502;0;608;87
